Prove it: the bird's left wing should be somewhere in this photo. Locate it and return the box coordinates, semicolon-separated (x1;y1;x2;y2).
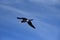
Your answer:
17;17;23;19
17;17;27;20
27;21;35;29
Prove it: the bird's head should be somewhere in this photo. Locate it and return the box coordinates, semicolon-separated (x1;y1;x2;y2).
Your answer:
29;19;33;21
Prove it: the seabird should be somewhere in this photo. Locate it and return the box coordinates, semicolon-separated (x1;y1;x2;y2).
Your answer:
17;17;35;29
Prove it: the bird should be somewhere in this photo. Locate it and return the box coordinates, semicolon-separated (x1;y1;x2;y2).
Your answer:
17;17;35;29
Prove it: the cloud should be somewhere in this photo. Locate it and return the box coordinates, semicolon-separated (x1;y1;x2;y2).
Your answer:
0;0;23;4
29;0;59;5
0;4;30;16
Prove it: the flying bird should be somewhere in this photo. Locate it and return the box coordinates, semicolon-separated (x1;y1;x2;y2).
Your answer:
17;17;35;29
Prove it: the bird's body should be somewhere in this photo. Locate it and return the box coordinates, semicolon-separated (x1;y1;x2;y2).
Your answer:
17;17;35;29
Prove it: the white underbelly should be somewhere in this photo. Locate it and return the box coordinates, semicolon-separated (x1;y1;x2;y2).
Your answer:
26;20;29;22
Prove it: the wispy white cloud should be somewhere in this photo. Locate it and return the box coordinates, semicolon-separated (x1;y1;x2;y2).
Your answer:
0;4;49;19
0;4;30;16
29;0;59;5
0;0;23;4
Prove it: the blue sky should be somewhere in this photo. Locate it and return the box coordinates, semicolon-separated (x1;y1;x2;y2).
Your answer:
0;0;60;40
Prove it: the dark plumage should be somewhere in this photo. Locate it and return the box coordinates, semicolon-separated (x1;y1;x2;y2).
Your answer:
17;17;35;29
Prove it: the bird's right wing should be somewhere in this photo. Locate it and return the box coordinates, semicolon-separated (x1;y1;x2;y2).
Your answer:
27;21;35;29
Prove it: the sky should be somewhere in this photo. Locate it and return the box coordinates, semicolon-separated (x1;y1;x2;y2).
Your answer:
0;0;60;40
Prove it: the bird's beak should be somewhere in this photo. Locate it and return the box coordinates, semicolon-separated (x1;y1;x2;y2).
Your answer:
30;19;33;21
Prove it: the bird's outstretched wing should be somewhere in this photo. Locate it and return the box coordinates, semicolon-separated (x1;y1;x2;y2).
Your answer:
17;17;27;20
27;21;35;29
